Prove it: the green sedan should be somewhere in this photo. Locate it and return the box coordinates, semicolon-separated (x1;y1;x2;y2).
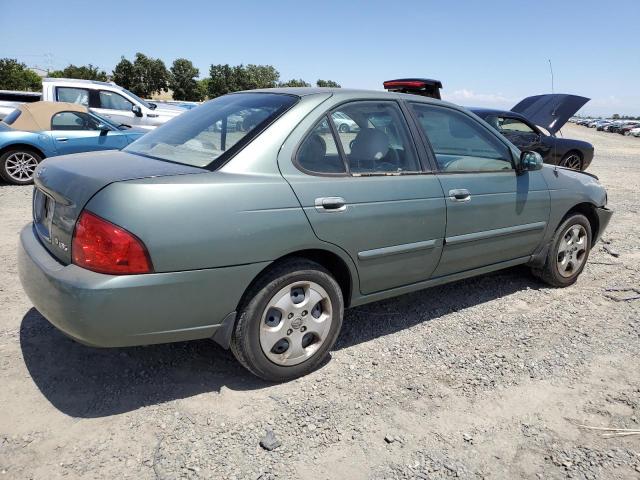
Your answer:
18;88;612;381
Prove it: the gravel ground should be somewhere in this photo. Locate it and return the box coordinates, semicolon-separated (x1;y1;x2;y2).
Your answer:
0;124;639;479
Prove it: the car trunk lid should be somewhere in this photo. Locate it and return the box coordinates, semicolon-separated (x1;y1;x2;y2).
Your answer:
32;150;207;265
511;94;590;135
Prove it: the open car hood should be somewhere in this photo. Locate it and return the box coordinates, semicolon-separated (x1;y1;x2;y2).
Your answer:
511;94;589;134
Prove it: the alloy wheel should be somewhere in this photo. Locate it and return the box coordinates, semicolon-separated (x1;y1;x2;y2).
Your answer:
556;224;588;278
259;281;333;366
5;152;39;182
561;154;582;170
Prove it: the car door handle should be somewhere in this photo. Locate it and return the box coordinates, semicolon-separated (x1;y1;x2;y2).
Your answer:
55;137;69;142
315;197;347;212
448;189;471;202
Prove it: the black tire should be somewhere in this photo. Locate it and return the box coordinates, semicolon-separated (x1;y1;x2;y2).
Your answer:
230;258;344;382
0;148;43;185
532;213;592;287
559;151;583;171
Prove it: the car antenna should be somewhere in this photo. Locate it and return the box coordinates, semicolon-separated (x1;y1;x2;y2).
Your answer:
549;59;560;175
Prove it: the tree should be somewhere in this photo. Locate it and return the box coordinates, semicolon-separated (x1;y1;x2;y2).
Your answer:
169;58;202;101
112;57;135;90
243;64;279;89
207;63;280;98
316;79;341;88
279;78;311;87
111;53;170;98
612;113;620;120
0;58;41;91
49;64;108;81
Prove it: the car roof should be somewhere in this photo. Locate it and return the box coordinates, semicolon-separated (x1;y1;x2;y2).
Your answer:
8;101;88;132
236;87;461;108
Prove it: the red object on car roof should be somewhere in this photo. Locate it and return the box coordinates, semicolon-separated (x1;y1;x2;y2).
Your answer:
383;78;443;99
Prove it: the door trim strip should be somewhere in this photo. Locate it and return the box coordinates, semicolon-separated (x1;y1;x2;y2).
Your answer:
358;239;437;261
446;221;547;246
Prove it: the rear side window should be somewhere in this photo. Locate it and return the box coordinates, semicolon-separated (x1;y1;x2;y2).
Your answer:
333;102;420;174
410;103;513;172
56;87;90;106
125;93;298;168
296;101;421;176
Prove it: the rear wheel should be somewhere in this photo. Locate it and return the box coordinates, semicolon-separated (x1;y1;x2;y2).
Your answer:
338;123;350;133
532;213;592;287
0;148;42;185
230;259;344;381
559;151;583;170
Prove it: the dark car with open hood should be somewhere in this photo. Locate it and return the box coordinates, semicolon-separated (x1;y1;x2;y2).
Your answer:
469;95;593;171
383;80;593;171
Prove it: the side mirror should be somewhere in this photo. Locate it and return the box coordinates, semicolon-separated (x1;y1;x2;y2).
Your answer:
519;150;543;173
132;105;143;117
96;123;110;135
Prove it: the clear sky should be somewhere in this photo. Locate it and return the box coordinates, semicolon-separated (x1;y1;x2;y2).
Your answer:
1;0;639;116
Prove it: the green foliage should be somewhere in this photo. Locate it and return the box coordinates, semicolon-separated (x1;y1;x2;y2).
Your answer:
316;79;341;88
49;64;108;81
169;58;202;101
279;78;311;87
112;53;170;98
612;113;620;120
207;63;280;98
0;58;41;91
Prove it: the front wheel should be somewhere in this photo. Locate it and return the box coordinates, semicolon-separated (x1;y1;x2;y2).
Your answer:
0;149;42;185
532;214;592;287
338;123;350;133
230;259;344;381
559;151;583;171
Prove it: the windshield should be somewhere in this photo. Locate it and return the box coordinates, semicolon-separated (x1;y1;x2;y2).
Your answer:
89;110;122;130
120;87;152;109
125;93;298;168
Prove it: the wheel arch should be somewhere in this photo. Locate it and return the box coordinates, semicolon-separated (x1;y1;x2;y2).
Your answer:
237;248;355;313
0;143;46;159
561;202;600;241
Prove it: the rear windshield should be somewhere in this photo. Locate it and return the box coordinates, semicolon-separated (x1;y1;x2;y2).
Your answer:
125;93;298;168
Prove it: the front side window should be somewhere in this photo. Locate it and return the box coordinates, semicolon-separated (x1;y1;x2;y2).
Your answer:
98;91;133;111
497;116;536;134
332;102;420;174
51;111;100;131
411;103;513;172
56;87;89;106
126;93;298;168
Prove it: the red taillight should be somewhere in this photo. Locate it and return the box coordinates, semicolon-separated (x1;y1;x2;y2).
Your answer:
72;211;153;275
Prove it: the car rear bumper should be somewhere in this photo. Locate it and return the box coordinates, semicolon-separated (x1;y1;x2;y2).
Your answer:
18;224;268;347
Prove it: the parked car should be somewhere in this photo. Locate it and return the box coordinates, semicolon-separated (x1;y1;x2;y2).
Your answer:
0;90;41;121
596;121;613;131
618;122;640;135
18;89;612;381
468;94;593;171
0;101;145;184
331;111;360;133
630;127;640;137
1;78;187;130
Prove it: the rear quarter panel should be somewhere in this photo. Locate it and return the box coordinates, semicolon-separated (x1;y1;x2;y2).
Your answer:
85;172;321;272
